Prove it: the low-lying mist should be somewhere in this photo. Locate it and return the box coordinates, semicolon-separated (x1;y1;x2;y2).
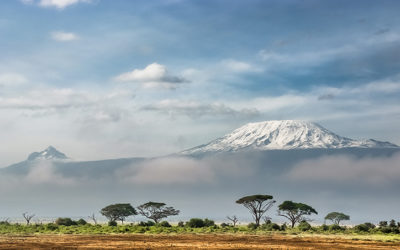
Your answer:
0;149;399;224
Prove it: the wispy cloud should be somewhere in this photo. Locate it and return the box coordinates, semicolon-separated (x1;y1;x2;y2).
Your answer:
115;63;188;90
286;153;400;186
22;0;91;9
51;31;79;41
118;157;215;185
142;99;260;119
0;73;27;87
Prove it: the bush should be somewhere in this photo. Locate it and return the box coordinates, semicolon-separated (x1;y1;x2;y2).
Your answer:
177;221;185;227
320;224;329;231
298;221;312;231
379;221;388;227
45;223;58;231
363;222;376;229
329;224;344;231
203;218;215;227
247;223;257;230
380;227;393;234
55;218;77;226
354;224;370;232
108;221;117;226
159;221;171;227
220;223;230;227
262;223;280;231
280;223;287;231
77;219;87;225
187;218;205;228
138;221;155;227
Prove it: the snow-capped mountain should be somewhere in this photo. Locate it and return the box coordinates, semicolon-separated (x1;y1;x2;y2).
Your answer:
181;120;398;154
27;146;68;161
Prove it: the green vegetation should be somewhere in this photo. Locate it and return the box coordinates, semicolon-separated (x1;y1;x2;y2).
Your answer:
277;201;318;228
0;220;400;238
0;194;398;239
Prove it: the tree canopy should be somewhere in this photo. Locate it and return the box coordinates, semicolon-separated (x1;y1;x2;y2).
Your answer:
278;200;318;228
100;203;137;224
236;194;275;226
137;202;180;223
325;212;350;225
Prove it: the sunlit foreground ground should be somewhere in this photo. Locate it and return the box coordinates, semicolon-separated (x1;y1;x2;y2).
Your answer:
1;233;400;249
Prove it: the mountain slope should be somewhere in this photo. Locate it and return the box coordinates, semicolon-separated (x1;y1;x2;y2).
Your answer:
181;120;398;155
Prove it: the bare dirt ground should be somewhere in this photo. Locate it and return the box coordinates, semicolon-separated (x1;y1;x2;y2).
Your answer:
0;234;399;249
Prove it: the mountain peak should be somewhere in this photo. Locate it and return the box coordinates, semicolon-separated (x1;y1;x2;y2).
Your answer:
27;146;68;161
182;120;398;154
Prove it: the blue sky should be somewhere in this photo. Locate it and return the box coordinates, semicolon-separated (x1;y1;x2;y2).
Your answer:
1;0;400;165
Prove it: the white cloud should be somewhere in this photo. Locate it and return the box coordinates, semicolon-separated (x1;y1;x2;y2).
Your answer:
118;157;215;185
286;153;400;185
39;0;90;9
114;63;187;89
142;99;260;118
51;31;79;42
220;59;261;73
0;73;27;86
25;160;76;185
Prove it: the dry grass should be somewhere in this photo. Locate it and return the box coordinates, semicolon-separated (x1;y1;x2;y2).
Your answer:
0;233;400;249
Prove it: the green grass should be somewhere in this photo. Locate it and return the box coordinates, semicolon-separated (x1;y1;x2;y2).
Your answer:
0;223;400;243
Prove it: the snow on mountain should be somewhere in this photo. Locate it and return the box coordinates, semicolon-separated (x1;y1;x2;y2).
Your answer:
181;120;398;154
27;146;68;161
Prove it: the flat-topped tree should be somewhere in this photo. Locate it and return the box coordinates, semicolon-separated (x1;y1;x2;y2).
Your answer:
100;203;137;224
325;212;350;225
137;202;180;223
278;201;317;228
236;194;275;227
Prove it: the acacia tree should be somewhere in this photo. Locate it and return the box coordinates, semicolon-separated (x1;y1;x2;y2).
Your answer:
324;212;350;225
278;201;318;228
137;202;179;223
226;215;239;227
22;212;35;225
236;194;275;227
100;203;137;224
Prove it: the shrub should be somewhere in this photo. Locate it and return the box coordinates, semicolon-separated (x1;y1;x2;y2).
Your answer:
247;223;257;230
203;218;215;227
159;221;171;227
320;224;329;231
262;223;281;231
364;222;376;229
77;219;87;225
379;221;388;227
280;223;287;231
380;227;393;234
177;221;185;227
298;221;312;231
220;223;229;227
55;218;77;226
108;221;117;226
138;221;155;227
187;218;205;228
329;224;344;231
354;224;370;232
45;223;58;231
